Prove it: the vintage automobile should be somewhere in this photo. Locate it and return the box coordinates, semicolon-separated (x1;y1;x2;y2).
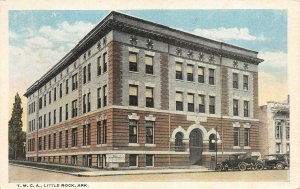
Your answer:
215;153;264;172
261;154;289;170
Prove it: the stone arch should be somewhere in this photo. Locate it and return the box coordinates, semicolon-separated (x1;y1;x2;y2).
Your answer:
170;126;187;142
206;128;221;142
185;124;208;141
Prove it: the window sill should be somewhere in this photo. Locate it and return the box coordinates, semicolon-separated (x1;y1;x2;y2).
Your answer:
233;146;241;149
244;146;251;149
128;143;140;147
81;146;90;148
129;71;139;74
96;144;107;147
145;73;156;77
145;144;156;147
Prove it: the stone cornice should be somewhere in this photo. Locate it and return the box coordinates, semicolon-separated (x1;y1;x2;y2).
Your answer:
24;11;263;97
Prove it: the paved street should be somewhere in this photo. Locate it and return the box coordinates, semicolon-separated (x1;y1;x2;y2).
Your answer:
9;165;289;182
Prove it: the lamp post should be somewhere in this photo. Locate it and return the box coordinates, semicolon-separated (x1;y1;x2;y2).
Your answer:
212;136;221;168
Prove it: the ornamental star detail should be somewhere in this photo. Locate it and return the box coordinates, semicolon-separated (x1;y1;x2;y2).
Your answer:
103;36;107;45
146;39;153;49
187;50;193;59
233;60;238;68
176;47;182;56
130;35;138;45
209;54;215;63
244;63;249;70
199;52;205;61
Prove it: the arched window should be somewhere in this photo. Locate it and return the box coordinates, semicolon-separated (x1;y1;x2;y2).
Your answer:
175;132;184;152
209;134;216;151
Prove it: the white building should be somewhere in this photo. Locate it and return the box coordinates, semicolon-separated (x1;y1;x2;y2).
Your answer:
259;98;290;155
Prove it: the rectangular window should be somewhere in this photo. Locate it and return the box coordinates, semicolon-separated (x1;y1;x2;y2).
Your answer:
87;93;91;112
43;136;46;150
83;66;87;84
176;92;183;111
145;55;153;74
233;99;239;116
102;120;107;144
129;154;138;167
146;154;154;167
129;85;138;106
146;87;154;108
87;63;91;81
276;143;281;153
103;53;107;73
65;104;68;120
233;73;239;89
39;97;42;109
53;133;56;149
59;106;62;122
71;128;78;147
103;85;107;107
187;93;194;112
286;143;290;152
233;127;240;146
49;91;51;104
53;109;56;124
97;56;101;75
129;120;138;143
65;130;69;148
198;66;205;83
38;137;42;151
198;95;205;113
54;87;57;101
244;101;249;117
72;73;78;90
83;125;87;146
175;62;183;80
286;126;290;140
209;96;215;114
66;79;69;94
72;100;77;118
187;64;194;81
48;112;51;126
243;75;249;90
129;52;138;72
275;121;282;139
38;116;42;129
71;155;77;165
97;87;101;109
43;114;46;128
44;94;46;106
83;94;86;114
97;121;101;144
244;128;250;146
59;83;62;98
48;134;51;150
59;131;62;148
209;69;215;85
146;121;154;144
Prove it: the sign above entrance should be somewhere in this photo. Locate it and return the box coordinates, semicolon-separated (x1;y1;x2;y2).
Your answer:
106;154;126;163
187;115;207;124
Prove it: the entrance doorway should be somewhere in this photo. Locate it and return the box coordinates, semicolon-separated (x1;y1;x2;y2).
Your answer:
189;129;203;165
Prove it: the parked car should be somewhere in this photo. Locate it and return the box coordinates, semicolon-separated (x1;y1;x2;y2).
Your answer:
215;153;264;172
261;154;289;170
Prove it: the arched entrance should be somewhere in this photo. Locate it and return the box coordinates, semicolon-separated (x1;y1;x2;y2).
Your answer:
189;129;203;165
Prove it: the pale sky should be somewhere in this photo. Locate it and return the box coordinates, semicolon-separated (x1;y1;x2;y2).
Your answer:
8;10;288;130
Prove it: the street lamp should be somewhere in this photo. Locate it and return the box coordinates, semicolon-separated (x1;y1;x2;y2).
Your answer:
211;136;221;168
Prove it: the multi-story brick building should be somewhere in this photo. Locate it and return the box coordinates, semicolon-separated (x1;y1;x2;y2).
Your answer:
259;99;290;155
24;11;263;168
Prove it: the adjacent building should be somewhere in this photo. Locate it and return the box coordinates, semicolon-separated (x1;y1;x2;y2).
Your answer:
24;11;263;168
259;99;290;155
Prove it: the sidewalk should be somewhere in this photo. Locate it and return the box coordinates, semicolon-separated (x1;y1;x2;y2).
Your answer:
10;161;213;177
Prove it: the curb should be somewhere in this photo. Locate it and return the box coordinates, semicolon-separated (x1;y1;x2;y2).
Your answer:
10;163;213;177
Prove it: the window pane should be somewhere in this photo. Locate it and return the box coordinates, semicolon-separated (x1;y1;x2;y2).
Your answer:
175;63;182;71
199;95;205;104
176;92;183;101
187;65;193;73
187;94;194;103
129;86;138;95
145;56;153;65
146;88;153;98
198;67;204;75
129;53;137;63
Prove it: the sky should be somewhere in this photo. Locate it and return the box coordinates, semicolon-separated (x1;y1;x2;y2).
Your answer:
8;10;288;129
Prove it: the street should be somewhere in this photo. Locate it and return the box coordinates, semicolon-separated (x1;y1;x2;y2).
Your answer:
9;165;289;182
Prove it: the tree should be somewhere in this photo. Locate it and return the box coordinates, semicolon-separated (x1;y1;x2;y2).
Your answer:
9;93;26;160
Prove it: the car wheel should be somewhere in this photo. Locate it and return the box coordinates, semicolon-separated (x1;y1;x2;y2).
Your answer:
276;163;285;170
255;163;264;170
215;164;223;172
238;163;247;171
